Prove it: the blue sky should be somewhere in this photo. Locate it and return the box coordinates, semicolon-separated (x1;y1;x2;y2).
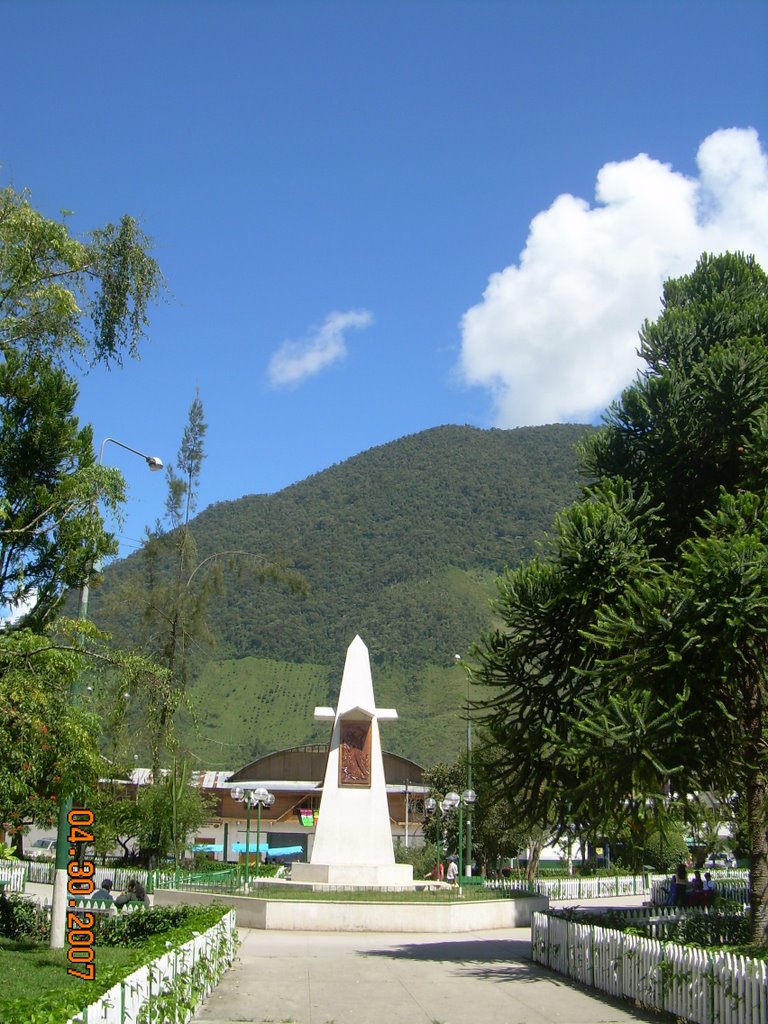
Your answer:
2;0;767;560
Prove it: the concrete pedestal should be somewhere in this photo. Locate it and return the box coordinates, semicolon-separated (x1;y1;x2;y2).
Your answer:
290;862;414;886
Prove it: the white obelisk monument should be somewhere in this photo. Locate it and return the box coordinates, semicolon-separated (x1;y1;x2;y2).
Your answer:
291;635;414;886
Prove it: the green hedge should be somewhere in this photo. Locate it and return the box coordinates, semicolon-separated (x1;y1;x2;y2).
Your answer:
0;904;232;1024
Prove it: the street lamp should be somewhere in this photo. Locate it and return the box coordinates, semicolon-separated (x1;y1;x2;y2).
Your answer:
455;654;475;877
76;439;164;624
457;788;477;878
232;786;275;888
425;792;460;880
50;437;163;949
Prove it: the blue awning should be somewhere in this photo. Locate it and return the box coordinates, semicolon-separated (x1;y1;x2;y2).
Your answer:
231;842;303;856
193;843;224;852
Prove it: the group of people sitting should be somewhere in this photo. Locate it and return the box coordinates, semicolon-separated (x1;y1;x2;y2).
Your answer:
90;877;149;907
665;864;716;907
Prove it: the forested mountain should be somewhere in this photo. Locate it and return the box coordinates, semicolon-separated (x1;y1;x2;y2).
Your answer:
90;423;594;768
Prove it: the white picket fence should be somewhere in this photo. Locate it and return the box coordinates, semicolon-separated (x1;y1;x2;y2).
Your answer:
532;911;768;1024
488;870;749;903
0;860;27;892
486;874;649;899
66;908;237;1024
24;860;151;892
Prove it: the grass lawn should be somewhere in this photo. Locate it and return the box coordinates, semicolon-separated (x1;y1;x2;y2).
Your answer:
1;937;135;1003
239;884;526;902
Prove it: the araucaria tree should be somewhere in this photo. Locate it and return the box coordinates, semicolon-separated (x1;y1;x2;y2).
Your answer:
471;253;768;942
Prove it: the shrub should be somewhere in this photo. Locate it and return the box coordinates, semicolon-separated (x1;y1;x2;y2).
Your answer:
95;904;225;947
669;910;750;947
0;894;50;942
393;841;435;879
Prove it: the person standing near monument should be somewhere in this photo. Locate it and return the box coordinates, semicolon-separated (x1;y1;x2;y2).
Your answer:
447;856;459;885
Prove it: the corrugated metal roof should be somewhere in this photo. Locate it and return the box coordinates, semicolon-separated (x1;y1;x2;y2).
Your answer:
121;768;425;793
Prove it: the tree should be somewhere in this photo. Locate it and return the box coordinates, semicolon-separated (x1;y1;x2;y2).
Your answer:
139;391;210;774
87;759;213;868
0;184;163;854
423;752;546;878
0;619;162;841
119;391;305;773
133;760;213;868
472;253;768;941
471;480;666;840
1;185;161;368
0;625;102;836
0;349;124;624
0;184;163;622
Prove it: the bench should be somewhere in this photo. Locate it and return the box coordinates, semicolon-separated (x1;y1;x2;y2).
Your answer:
69;898;147;917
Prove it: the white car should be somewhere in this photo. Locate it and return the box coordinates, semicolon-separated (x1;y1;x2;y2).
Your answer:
26;837;57;859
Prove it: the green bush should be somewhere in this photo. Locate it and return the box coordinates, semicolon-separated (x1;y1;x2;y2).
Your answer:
95;904;225;947
0;904;234;1024
190;854;233;872
394;841;436;879
0;894;50;942
669;910;750;947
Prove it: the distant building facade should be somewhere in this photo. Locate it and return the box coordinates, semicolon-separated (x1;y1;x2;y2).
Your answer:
213;744;429;862
18;745;430;862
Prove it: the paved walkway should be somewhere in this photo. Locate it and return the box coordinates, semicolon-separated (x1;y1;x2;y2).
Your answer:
193;897;664;1024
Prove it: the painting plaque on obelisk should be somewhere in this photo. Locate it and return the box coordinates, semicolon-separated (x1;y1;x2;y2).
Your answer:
290;635;414;886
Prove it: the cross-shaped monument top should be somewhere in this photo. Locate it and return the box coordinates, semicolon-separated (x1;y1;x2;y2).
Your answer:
314;634;397;723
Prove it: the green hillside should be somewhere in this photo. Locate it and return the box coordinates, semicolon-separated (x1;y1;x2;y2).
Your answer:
90;423;594;768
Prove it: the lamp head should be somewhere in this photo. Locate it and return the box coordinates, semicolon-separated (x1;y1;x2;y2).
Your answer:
146;456;164;472
231;786;245;802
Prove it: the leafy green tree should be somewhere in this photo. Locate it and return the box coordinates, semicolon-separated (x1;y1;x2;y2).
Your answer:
88;759;212;867
134;760;213;868
472;742;556;879
0;184;162;622
472;253;768;941
637;825;690;874
0;624;101;835
88;784;142;862
0;349;123;624
424;751;550;878
1;185;161;367
422;761;465;870
0;619;161;841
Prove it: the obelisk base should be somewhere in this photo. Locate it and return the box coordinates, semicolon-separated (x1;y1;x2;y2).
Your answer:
290;862;414;887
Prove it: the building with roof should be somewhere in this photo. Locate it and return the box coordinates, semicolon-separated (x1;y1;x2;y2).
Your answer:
192;744;429;862
19;746;430;863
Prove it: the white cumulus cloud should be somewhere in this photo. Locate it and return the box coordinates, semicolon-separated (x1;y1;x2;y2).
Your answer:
268;309;374;388
459;127;768;427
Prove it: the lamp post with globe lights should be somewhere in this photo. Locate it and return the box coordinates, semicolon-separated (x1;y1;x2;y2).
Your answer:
50;437;163;949
455;654;476;876
232;786;275;887
457;788;477;878
425;791;461;880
